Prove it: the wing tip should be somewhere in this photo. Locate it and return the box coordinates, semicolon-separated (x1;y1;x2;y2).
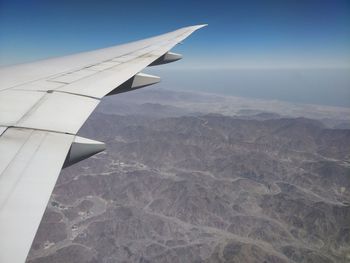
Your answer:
191;24;208;30
180;24;208;32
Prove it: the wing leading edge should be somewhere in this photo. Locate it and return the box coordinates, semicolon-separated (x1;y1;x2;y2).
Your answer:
0;25;206;263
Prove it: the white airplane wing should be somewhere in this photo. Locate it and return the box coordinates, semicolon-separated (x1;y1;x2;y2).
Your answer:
0;24;206;263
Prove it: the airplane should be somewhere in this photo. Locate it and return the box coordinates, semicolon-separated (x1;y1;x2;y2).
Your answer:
0;24;206;263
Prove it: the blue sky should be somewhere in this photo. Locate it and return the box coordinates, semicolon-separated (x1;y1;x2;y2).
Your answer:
0;0;349;107
1;0;349;68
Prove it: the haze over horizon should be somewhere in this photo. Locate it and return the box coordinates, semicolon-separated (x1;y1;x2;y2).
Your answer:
1;0;349;107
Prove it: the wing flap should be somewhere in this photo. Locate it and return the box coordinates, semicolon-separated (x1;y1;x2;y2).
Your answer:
47;68;99;84
0;127;6;136
0;90;45;126
0;128;74;263
57;56;154;98
16;92;100;134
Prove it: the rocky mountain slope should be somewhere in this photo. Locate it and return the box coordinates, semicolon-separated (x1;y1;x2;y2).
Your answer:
27;90;350;263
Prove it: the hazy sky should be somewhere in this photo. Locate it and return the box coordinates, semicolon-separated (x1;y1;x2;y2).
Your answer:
0;0;349;107
1;0;349;68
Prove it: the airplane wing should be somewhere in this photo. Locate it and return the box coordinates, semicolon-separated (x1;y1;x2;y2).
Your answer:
0;24;206;263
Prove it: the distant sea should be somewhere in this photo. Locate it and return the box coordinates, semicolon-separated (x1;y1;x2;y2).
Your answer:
148;68;350;108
